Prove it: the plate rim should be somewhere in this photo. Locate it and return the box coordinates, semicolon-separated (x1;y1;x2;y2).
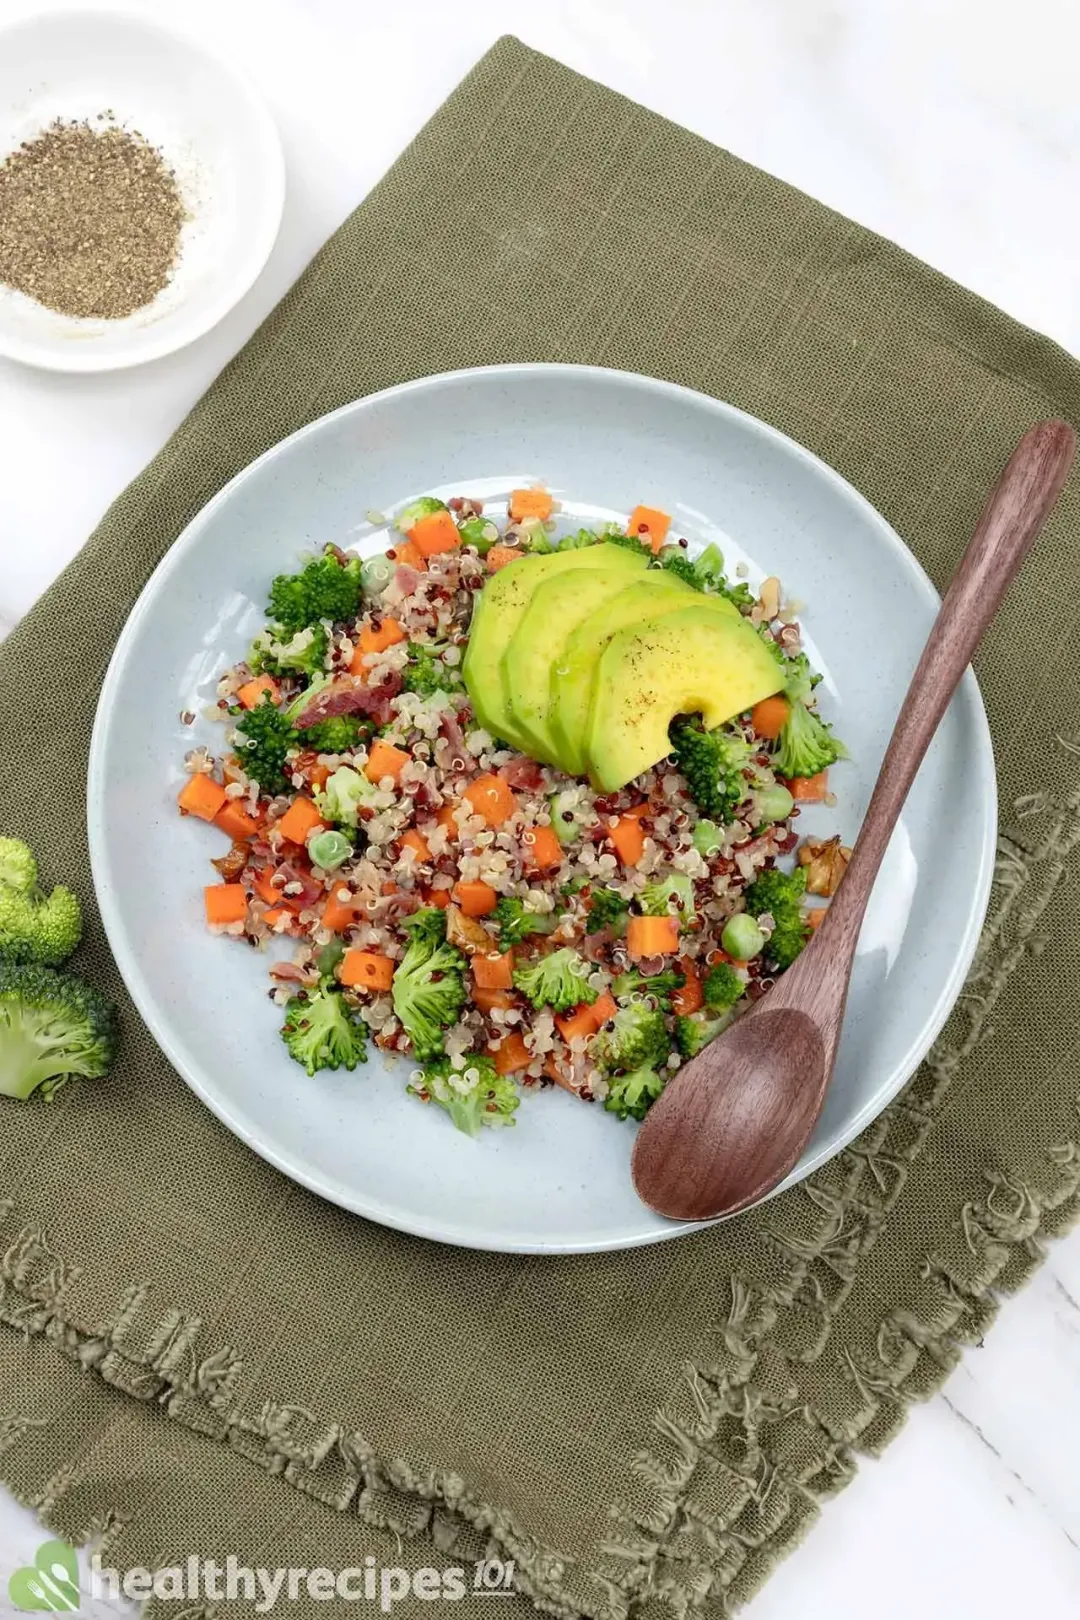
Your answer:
87;361;997;1253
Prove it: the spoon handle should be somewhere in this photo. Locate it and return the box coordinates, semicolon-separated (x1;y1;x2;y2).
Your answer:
827;419;1075;929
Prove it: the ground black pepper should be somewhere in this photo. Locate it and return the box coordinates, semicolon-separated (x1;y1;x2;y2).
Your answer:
0;118;184;319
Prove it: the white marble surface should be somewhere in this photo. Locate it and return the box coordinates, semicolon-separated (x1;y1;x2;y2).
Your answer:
2;0;1080;1613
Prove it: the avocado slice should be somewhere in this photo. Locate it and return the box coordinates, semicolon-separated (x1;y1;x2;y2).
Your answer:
462;543;646;749
549;579;741;775
503;567;669;765
586;604;784;791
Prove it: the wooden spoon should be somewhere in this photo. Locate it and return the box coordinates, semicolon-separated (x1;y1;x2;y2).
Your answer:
632;419;1076;1222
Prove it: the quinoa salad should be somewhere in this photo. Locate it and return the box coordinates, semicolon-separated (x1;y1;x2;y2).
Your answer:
177;489;849;1138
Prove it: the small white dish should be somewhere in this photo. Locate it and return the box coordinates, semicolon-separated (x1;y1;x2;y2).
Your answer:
88;364;996;1254
0;9;284;371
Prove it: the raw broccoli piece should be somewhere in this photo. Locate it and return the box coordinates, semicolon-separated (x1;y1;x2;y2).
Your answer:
491;896;558;948
300;715;371;753
743;867;810;971
281;982;367;1076
520;526;555;554
0;840;81;967
0;959;116;1100
409;1052;519;1136
585;886;630;934
674;1012;728;1059
234;694;298;796
669;717;753;822
267;548;363;632
0;837;37;892
556;527;605;551
639;871;695;921
592;1004;670;1073
604;1064;665;1122
315;764;378;828
391;920;466;1060
702;961;746;1013
396;496;447;532
610;967;685;1010
403;642;460;698
512;948;597;1013
249;623;329;678
656;548;700;589
719;579;755;611
692;819;722;857
774;654;847;779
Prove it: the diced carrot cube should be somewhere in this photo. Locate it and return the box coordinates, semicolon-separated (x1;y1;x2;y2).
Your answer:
472;986;516;1014
671;958;703;1016
626;915;679;960
590;992;617;1027
486;545;520;572
390;538;425;570
463;774;516;827
237;675;280;709
627;505;671;552
786;771;830;801
608;815;646;866
488;1032;531;1074
525;825;563;870
509;488;554;523
339;950;395;991
322;889;358;932
214;800;259;842
555;1003;598;1044
408;509;461;557
276;796;325;845
178;774;227;822
472;949;514;990
204;884;248;926
453;880;498;918
365;739;411;784
350;616;406;673
263;905;300;933
423;886;451;909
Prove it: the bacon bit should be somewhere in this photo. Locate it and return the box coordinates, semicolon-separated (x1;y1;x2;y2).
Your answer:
293;673;403;728
211;841;249;880
438;710;475;771
393;563;422;594
797;835;851;897
634;954;670;977
501;755;545;791
269;961;308;983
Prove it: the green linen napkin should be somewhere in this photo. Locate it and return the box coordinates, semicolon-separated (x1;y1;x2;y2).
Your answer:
3;34;1080;1619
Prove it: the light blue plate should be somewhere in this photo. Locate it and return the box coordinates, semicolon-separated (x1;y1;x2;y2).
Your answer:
88;365;996;1253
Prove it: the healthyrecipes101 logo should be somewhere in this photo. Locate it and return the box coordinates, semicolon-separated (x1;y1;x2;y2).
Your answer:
8;1540;518;1611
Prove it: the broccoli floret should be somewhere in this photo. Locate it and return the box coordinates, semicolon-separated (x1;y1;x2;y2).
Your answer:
744;867;810;971
491;896;558;948
556;527;605;551
249;623;330;678
702;961;746;1013
610;967;685;1010
719;579;755;611
585;887;630;934
774;654;847;779
692;819;722;857
396;496;447;532
691;543;726;592
458;517;500;554
519;525;555;554
281;982;367;1076
674;1012;728;1059
403;642;460;698
315;764;378;829
669;717;753;822
0;959;116;1100
512;948;596;1013
0;838;37;892
267;549;363;632
592;1004;670;1073
639;871;695;921
656;548;700;589
233;695;298;796
0;847;82;965
604;1064;665;1122
391;923;466;1060
409;1052;519;1136
300;716;371;753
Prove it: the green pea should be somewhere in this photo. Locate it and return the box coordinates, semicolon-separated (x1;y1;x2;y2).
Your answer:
361;552;395;596
692;819;722;857
308;828;352;870
458;517;499;554
755;784;794;824
721;913;766;961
